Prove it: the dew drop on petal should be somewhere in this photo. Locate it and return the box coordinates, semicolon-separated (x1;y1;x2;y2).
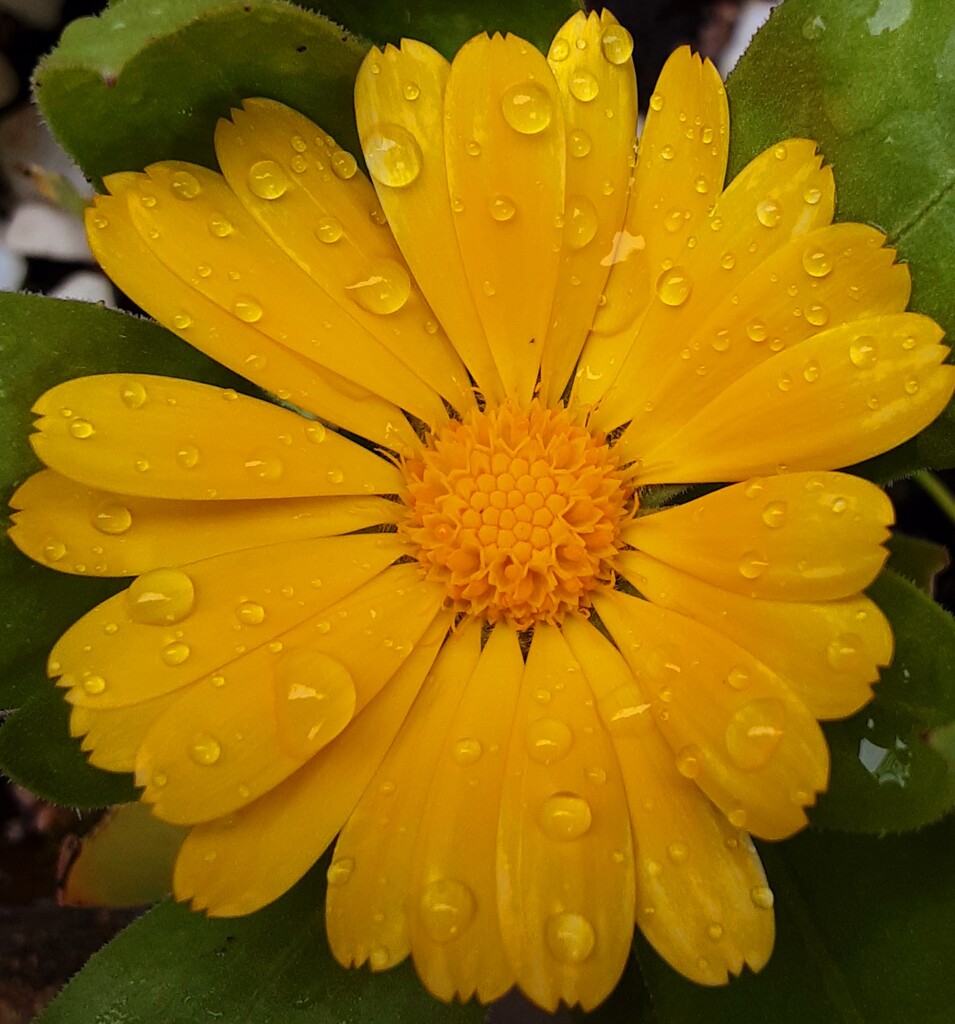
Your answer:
93;504;132;536
675;745;702;779
189;732;221;766
403;81;420;101
161;641;191;667
549;37;570;61
419;878;477;943
68;419;94;439
539;792;592;841
272;649;357;757
726;665;751;690
756;198;782;227
331;150;358;179
363;124;423;188
546;912;596;963
565;195;598;249
121;380;148;409
247;160;289;200
236;601;266;625
346;257;411;315
234;297;263;323
569;129;592;157
569;70;599;102
738;551;769;579
827;632;864;671
127;568;195;625
451;737;483;765
649;92;664;111
725;698;786;770
489;194;516;222
326;857;355;886
666;842;689;864
316;216;343;243
305;422;327;444
501;81;553;134
208;215;234;237
762;501;788;528
751;885;775;910
656;266;692;307
600;24;634;64
170;170;202;200
804;185;823;205
82;674;106;695
746;320;768;343
805;303;829;327
802;247;833;278
526;718;573;764
849;336;878;368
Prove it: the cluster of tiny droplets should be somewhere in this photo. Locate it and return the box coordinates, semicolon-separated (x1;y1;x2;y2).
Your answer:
400;401;633;629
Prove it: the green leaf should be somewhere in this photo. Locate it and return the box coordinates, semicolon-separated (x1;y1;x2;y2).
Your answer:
726;0;955;481
308;0;584;59
638;817;955;1024
886;531;950;593
810;570;955;832
35;0;369;190
39;857;486;1024
0;668;137;807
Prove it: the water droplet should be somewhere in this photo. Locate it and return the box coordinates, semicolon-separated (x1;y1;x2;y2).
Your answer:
272;649;357;756
656;266;692;307
694;175;709;194
663;208;684;233
501;81;553;134
92;213;108;229
190;732;221;766
738;551;769;580
208;215;234;238
305;422;327;444
234;297;263;323
119;380;147;410
127;568;195;625
799;360;820;385
707;923;724;941
777;372;793;393
774;143;788;161
290;135;307;153
465;140;481;157
197;264;212;278
905;378;920;395
751;885;775;909
172;312;193;330
649;92;664;111
140;194;157;208
726;698;786;770
805;303;829;327
347;257;411;315
92;503;133;536
402;81;420;101
728;807;748;828
159;641;190;667
660;144;675;161
827;632;864;671
803;184;823;205
331;150;358;179
666;842;689;864
676;745;702;779
761;501;788;528
490;194;516;222
290;154;307;174
82;674;106;695
756;198;782;228
247;160;289;200
452;737;483;765
549;37;570;61
244;451;283;482
419;878;477;943
68;418;94;439
569;70;599;103
236;601;266;625
565;195;598;250
802;247;833;278
315;216;343;244
172;443;198;470
601;24;634;64
327;467;344;485
849;336;878;368
546;912;595;963
171;170;201;199
746;320;768;343
364;123;423;188
726;665;751;691
568;129;592;158
326;857;354;886
539;792;592;841
526;718;573;764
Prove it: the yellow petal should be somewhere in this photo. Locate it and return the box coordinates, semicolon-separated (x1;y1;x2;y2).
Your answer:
497;625;634;1011
616;550;890;719
637;314;955;482
622;472;892;600
84;197;418;452
115;164;449;428
31;374;402;499
445;32;565;405
355;42;503;402
561;615;775;984
56;533;407;710
326;619;482;973
215;100;474;416
616;223;911;460
573;46;729;411
9;469;400;577
137;567;444;824
173;613;450;916
70;691;180;772
594;590;829;840
539;10;636;405
408;625;524;1003
585;139;835;430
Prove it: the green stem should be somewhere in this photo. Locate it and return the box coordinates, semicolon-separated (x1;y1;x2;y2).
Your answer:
914;470;955;527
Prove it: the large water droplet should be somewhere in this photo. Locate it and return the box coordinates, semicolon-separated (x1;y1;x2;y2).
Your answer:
93;504;132;535
236;600;266;625
489;194;516;222
656;266;691;307
171;170;202;200
676;745;702;779
82;674;106;695
545;912;595;963
738;551;769;579
189;732;221;766
569;129;592;158
121;380;148;410
501;81;553;135
346;257;412;315
247;160;289;200
234;297;263;323
526;718;573;763
755;198;782;227
601;24;634;64
176;444;200;469
805;303;829;327
725;698;786;770
316;216;343;243
162;640;191;666
549;37;570;61
451;737;483;765
209;215;234;237
762;501;788;528
565;195;598;250
802;247;833;278
69;418;95;439
272;649;357;757
331;150;358;179
849;336;878;368
364;124;423;188
569;70;599;102
418;878;477;943
539;792;592;841
127;568;195;625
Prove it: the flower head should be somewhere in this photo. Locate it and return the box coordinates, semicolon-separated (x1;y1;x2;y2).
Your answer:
10;8;955;1012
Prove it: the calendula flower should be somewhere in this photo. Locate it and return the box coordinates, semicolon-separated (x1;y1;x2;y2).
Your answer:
9;7;954;1011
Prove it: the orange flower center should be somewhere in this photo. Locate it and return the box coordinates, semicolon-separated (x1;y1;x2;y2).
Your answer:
400;401;633;629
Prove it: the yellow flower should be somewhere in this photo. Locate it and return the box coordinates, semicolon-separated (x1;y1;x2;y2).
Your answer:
9;8;955;1011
